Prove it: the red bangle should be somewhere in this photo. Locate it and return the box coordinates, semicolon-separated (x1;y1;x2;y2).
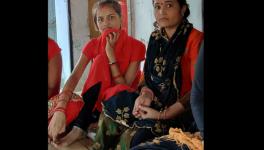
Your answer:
58;90;73;101
113;74;122;80
54;107;66;114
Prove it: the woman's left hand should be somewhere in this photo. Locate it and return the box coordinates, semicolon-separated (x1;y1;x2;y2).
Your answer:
138;105;159;119
105;32;120;63
133;94;152;118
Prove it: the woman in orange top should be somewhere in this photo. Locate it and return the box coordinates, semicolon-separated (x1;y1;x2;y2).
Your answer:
48;0;145;148
48;37;62;99
94;0;204;149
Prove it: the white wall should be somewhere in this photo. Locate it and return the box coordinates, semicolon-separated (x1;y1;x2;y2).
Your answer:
130;0;155;69
131;0;155;46
70;0;91;92
70;0;90;64
187;0;203;32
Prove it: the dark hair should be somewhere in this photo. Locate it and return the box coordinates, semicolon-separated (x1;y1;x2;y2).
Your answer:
152;0;190;19
92;0;121;30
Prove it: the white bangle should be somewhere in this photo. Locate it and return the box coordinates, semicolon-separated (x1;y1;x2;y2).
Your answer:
109;61;116;65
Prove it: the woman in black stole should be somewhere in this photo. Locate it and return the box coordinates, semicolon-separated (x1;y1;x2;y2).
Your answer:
90;0;204;149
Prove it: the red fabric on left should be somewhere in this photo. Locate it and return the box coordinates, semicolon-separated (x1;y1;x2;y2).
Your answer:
48;37;61;61
48;93;84;126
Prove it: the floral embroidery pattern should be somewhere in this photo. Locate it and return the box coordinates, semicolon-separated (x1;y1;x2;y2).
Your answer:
154;122;162;133
48;101;53;109
173;56;182;100
153;97;162;107
154;55;166;77
151;30;162;40
115;107;130;125
154;121;168;134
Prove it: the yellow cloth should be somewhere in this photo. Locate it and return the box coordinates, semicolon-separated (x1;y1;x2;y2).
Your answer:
167;128;203;150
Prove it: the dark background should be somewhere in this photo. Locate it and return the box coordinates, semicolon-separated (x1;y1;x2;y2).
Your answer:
1;0;263;149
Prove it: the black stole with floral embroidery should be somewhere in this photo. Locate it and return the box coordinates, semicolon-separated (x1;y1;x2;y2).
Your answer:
102;20;195;136
144;20;193;110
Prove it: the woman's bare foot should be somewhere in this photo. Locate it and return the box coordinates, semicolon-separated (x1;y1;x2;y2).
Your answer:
52;126;86;148
82;137;94;149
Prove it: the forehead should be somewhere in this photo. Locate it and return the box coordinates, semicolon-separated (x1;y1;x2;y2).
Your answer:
153;0;175;4
97;5;117;16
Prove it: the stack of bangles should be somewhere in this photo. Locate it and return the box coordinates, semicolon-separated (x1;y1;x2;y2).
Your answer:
158;108;167;120
58;90;73;100
54;106;66;114
140;86;154;100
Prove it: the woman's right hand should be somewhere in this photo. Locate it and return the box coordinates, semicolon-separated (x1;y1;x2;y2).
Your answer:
48;111;66;142
105;32;120;63
132;94;152;118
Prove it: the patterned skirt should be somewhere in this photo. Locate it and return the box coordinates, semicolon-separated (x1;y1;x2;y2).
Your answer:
89;90;197;150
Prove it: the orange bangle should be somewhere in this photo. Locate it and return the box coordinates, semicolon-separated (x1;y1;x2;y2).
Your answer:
113;74;122;80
